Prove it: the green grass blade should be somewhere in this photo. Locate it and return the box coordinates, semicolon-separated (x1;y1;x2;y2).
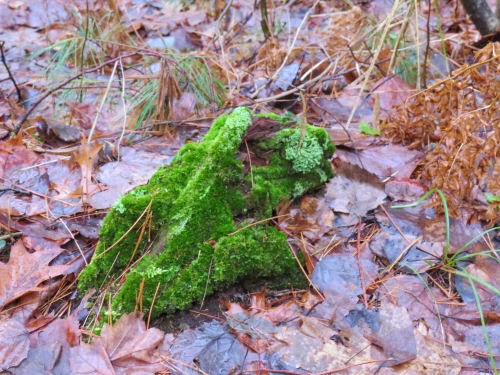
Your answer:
460;269;498;373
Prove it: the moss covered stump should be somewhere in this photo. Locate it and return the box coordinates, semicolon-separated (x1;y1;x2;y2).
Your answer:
78;107;335;320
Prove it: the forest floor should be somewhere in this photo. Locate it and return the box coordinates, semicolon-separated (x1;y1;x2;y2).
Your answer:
0;0;498;373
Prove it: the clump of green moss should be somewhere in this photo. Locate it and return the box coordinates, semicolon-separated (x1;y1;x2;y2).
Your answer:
78;107;335;320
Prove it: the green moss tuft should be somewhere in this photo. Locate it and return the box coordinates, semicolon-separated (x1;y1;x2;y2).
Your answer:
78;108;334;320
213;225;305;288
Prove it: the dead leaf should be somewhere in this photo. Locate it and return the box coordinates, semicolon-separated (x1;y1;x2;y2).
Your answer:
369;76;414;116
70;313;166;374
0;135;40;179
13;315;81;374
326;162;386;225
73;136;102;203
0;239;70;311
268;316;376;373
0;317;29;370
70;343;115;375
385;178;427;202
335;145;422;180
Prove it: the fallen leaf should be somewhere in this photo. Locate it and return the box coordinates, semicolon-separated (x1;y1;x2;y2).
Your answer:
268;316;376;373
70;313;167;374
0;317;29;370
73;136;102;203
0;239;70;310
70;343;115;375
165;320;262;374
335;144;422;180
368;76;413;116
326;162;386;225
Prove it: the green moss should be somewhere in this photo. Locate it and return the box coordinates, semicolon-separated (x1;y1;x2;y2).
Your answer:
78;108;334;320
213;225;306;289
248;126;335;216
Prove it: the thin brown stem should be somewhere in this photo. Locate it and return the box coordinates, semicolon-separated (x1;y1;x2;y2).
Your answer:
0;41;22;103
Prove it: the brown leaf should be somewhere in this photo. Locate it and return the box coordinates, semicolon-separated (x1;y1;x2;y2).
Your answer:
70;313;166;373
101;313;165;366
70;343;115;375
335;144;422;180
0;134;40;178
73;136;102;202
0;239;70;310
369;76;413;115
0;316;29;370
13;315;81;374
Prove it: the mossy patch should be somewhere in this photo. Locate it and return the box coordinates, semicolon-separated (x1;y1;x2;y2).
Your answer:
78;107;335;320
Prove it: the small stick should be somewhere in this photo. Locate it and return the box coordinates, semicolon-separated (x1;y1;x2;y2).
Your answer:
14;49;178;135
13;52;135;135
0;41;22;103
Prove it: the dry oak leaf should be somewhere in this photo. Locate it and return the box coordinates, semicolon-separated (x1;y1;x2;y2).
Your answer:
0;317;29;370
70;313;167;374
0;239;70;310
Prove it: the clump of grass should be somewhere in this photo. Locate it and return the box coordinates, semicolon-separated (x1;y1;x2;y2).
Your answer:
31;3;226;129
393;190;499;372
130;54;226;127
34;3;135;74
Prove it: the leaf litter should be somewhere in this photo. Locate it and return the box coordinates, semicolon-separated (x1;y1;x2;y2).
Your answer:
0;0;498;373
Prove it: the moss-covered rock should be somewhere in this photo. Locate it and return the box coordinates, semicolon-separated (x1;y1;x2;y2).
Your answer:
78;107;335;320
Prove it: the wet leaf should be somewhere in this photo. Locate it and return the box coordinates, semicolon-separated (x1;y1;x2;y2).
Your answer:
0;239;70;310
0;317;29;370
12;316;81;374
268;316;376;373
335;144;422;180
70;313;166;374
166;320;262;374
73;137;102;202
88;147;171;209
326;162;386;225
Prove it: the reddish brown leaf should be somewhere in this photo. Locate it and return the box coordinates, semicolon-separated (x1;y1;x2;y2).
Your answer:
70;313;167;373
70;343;115;375
0;135;40;178
369;76;413;115
73;136;102;202
101;313;165;366
335;144;422;180
13;315;81;374
0;317;29;370
0;239;70;310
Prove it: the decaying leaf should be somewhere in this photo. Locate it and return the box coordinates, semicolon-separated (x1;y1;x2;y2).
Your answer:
70;313;167;374
0;317;29;371
0;239;70;311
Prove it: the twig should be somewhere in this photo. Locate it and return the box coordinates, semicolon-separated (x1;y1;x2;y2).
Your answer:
356;221;369;308
251;0;320;99
15;52;137;134
0;232;22;241
387;8;412;75
146;282;161;329
88;60;119;143
379;204;411;244
116;57;127;160
59;218;88;265
77;0;90;102
287;241;325;301
227;214;290;236
271;0;320;82
14;49;176;136
344;0;401;131
0;41;22;103
422;0;431;88
412;1;421;89
254;58;338;103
